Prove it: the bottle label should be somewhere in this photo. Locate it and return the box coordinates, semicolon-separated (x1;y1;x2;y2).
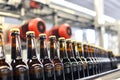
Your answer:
64;62;73;80
14;66;29;80
88;62;92;69
71;62;78;72
82;61;87;69
55;63;63;76
30;65;44;80
44;63;54;79
64;62;72;74
87;58;92;69
78;62;82;71
0;67;13;80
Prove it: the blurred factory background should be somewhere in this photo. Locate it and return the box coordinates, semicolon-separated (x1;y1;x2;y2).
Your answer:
0;0;120;56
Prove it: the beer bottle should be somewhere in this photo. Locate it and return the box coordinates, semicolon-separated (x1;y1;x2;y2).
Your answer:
66;39;80;79
107;50;113;70
90;45;98;74
49;36;65;80
77;42;89;77
97;47;102;73
58;37;73;80
0;26;13;80
39;34;55;80
10;28;29;80
104;50;111;71
108;51;117;69
83;44;93;76
87;44;95;75
101;49;106;72
26;31;44;80
105;50;111;71
102;49;105;72
72;41;85;78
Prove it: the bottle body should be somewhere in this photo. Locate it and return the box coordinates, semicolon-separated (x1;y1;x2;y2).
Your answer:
81;57;89;77
11;59;29;80
27;59;44;80
91;46;98;74
86;57;94;76
0;59;13;80
53;58;65;80
43;58;55;80
62;57;73;80
75;57;85;78
69;57;80;79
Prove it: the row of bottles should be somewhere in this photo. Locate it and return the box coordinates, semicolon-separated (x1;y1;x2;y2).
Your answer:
0;27;118;80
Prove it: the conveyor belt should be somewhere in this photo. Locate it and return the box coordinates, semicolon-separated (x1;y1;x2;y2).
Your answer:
77;68;120;80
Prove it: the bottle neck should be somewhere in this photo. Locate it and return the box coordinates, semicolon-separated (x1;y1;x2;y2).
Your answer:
90;47;94;57
11;35;22;60
87;46;91;57
50;40;58;59
59;42;68;59
108;52;112;58
98;49;102;58
66;42;74;58
72;44;78;58
40;40;48;59
0;33;5;59
83;46;89;58
77;44;83;57
27;37;37;59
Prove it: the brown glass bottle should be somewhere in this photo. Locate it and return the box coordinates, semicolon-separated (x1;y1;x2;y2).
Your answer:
108;50;113;70
58;37;73;80
49;36;65;80
39;34;55;80
108;51;117;69
101;49;106;72
86;44;95;75
66;39;80;79
10;28;29;80
72;41;85;78
26;31;44;80
106;50;111;71
103;50;111;71
90;45;98;74
0;26;13;80
96;47;102;73
77;42;89;77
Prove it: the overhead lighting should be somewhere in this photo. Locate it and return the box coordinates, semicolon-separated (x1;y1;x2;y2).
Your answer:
50;0;96;17
103;15;116;23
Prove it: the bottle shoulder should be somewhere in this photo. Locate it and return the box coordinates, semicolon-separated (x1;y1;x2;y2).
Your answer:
0;61;12;71
76;57;83;62
53;57;62;64
69;57;77;62
62;57;71;63
42;58;53;65
27;59;43;68
11;59;27;68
